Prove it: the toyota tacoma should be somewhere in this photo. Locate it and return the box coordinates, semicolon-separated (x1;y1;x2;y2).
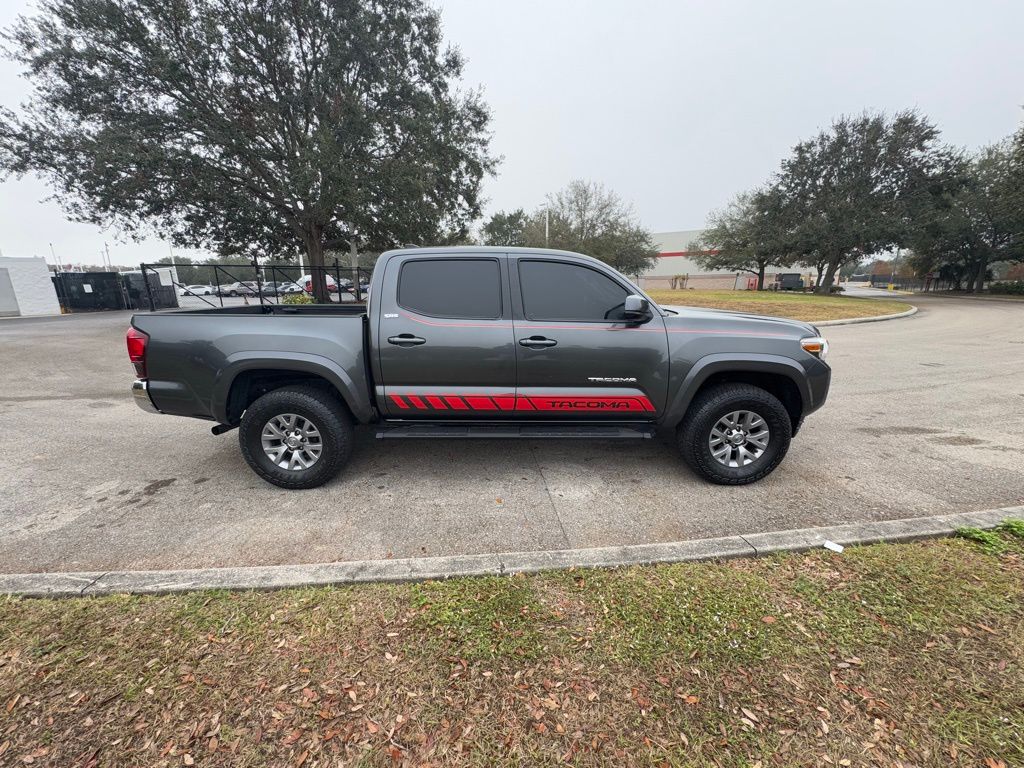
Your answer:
128;247;830;488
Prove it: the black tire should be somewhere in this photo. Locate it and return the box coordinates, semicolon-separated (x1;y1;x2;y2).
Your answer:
238;385;354;489
677;383;792;485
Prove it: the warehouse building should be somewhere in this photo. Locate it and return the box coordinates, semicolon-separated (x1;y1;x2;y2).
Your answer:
639;229;817;290
0;256;61;317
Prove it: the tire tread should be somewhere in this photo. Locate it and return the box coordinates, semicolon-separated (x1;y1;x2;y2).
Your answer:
677;383;792;485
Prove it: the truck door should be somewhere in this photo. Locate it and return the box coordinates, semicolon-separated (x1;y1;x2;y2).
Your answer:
376;254;517;418
511;257;670;419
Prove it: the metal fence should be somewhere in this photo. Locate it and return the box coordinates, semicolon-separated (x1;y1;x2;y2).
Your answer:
138;260;372;311
868;274;959;292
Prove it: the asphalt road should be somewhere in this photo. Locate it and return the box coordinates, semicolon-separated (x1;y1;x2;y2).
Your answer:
1;296;1022;574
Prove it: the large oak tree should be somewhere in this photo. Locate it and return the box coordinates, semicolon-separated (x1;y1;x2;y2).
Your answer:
0;0;495;301
693;187;793;290
776;111;956;294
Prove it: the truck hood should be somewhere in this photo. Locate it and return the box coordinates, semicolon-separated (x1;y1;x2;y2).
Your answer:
659;304;819;338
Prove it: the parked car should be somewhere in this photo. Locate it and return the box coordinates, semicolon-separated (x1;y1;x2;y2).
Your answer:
259;281;283;297
276;281;304;294
298;274;339;294
216;282;257;297
129;247;831;489
178;284;214;296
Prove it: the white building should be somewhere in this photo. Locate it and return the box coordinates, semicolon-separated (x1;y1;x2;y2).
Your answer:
0;256;62;317
639;229;817;291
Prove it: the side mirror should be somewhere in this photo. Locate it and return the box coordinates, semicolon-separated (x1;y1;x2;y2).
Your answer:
623;294;650;320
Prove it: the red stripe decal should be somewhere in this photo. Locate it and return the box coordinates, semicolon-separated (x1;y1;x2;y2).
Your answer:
514;396;536;411
407;395;426;409
444;396;469;410
426;395;447;409
389;394;409;409
493;396;516;411
465;396;497;410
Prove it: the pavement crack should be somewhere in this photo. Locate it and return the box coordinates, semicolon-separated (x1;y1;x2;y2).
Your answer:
530;444;571;549
79;571;109;595
738;535;759;557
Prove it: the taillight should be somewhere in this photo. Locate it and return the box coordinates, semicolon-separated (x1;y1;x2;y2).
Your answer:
126;326;148;378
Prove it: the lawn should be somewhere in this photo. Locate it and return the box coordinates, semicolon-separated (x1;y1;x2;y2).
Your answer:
648;290;913;322
2;523;1023;767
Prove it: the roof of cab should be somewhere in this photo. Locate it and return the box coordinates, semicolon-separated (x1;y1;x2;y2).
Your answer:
380;245;603;265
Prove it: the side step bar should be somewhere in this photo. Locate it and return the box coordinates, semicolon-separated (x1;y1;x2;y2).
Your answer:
376;424;657;439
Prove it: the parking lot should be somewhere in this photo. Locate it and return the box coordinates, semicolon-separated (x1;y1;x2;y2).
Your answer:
1;295;1022;575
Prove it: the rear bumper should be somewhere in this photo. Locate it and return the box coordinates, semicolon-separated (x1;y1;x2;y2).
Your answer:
132;379;161;414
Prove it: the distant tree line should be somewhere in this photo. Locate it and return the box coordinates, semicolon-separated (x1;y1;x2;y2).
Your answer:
480;180;659;277
693;111;1024;293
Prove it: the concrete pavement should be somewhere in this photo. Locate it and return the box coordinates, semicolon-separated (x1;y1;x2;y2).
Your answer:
1;295;1022;574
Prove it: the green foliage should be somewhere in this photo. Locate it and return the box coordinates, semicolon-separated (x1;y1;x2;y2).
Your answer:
956;527;1008;555
774;110;959;293
480;208;528;247
694;187;793;289
987;280;1024;295
906;141;1024;291
282;292;314;305
0;0;496;301
997;518;1024;539
520;180;658;276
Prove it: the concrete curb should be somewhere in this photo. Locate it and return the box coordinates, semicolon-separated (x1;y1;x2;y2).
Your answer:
815;305;918;326
2;506;1020;599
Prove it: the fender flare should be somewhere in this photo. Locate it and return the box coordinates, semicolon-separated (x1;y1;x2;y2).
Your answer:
211;351;373;424
662;353;812;427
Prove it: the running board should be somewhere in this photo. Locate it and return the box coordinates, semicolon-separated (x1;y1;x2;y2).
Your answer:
376;424;657;440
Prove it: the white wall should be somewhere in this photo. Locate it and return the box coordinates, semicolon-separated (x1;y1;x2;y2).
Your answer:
0;257;61;316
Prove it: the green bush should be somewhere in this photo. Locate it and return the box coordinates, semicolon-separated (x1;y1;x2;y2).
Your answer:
282;292;314;305
988;281;1024;295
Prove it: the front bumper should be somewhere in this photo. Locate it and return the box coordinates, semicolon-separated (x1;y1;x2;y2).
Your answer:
132;379;160;414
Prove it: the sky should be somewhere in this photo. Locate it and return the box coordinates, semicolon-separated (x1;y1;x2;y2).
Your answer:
1;0;1023;266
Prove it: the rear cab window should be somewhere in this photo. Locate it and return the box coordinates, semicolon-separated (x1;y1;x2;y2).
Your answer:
398;258;501;319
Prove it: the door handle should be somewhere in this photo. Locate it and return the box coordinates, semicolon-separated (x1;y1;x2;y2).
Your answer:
387;334;426;347
519;336;557;348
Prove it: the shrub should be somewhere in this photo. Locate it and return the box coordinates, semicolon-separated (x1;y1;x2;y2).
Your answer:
988;281;1024;295
282;292;314;305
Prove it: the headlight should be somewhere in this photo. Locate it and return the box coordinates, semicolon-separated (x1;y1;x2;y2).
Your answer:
801;336;829;359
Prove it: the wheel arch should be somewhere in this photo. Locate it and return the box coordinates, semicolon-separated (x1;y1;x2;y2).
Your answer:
663;354;811;434
212;353;373;425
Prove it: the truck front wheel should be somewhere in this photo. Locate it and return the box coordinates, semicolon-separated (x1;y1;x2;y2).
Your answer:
677;383;792;485
238;385;353;489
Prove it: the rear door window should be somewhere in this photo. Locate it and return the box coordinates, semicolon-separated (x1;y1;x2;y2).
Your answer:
519;260;629;321
398;258;501;319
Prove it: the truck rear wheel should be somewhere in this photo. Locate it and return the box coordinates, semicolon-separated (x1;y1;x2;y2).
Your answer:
239;385;353;489
677;383;792;485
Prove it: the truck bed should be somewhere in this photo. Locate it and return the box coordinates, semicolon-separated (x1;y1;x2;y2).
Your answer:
131;305;372;423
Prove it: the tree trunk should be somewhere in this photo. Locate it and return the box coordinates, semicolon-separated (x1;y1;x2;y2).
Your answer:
756;263;766;291
303;225;330;303
815;257;840;295
971;258;987;293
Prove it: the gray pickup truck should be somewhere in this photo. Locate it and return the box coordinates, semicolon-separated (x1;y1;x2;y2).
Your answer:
129;247;830;489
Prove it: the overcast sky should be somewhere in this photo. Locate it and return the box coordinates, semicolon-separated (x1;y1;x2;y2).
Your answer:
1;0;1022;266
